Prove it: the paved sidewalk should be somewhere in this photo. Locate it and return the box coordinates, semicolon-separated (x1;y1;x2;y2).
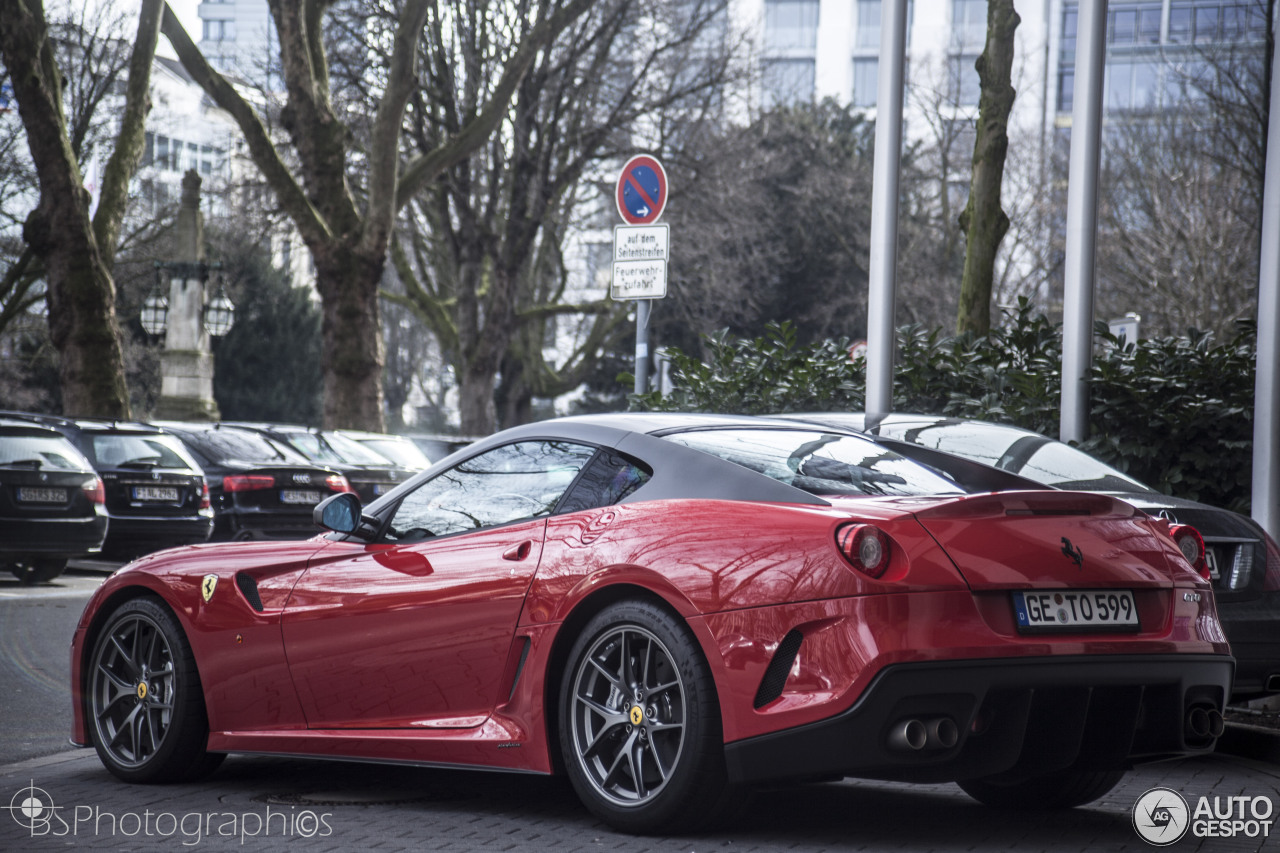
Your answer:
3;747;1278;852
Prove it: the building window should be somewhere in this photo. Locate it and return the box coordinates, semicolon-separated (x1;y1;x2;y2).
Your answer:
856;0;881;48
1105;58;1161;110
203;19;235;41
1058;67;1075;111
952;0;987;50
852;57;879;106
949;53;982;105
762;58;816;107
764;0;820;51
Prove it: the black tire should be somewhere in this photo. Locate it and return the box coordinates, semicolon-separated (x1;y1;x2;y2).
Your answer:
86;597;224;783
958;767;1126;809
559;600;740;834
12;559;67;585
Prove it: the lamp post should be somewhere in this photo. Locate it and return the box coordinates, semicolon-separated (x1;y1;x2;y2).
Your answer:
151;169;235;421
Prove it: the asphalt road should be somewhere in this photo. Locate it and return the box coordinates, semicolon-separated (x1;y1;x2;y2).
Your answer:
0;569;104;765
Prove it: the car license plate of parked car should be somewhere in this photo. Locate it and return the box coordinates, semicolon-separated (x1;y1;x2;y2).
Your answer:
279;489;321;505
1012;589;1139;633
132;486;179;501
16;487;66;503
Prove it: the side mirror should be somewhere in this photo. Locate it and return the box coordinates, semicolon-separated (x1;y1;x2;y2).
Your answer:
314;492;362;534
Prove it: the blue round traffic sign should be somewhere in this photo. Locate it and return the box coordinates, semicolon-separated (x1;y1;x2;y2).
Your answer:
616;155;667;225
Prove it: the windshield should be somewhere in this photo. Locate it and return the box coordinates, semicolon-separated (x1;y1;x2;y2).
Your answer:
89;433;197;470
664;429;964;497
874;420;1155;493
325;432;405;466
0;432;91;471
347;435;431;469
178;427;309;464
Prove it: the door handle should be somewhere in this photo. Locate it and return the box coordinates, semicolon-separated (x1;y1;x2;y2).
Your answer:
503;541;533;561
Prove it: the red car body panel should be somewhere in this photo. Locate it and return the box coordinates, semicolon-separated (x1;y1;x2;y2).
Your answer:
73;479;1228;779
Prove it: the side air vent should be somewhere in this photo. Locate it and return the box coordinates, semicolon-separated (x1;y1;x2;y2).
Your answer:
235;573;264;611
754;630;804;709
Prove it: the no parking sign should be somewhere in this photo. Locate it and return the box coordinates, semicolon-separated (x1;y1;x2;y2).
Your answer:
615;155;668;225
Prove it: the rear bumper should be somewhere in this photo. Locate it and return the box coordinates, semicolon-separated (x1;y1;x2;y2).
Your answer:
724;654;1234;785
104;515;214;555
213;511;316;542
0;516;107;559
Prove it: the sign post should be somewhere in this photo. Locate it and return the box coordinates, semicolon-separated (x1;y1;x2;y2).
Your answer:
611;156;669;394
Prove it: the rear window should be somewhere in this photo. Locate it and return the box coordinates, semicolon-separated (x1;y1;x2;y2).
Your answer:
0;431;92;471
351;436;431;469
664;428;964;497
177;427;308;464
89;433;197;470
874;421;1154;493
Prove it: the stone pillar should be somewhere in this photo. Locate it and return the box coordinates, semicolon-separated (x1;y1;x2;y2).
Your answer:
155;170;220;421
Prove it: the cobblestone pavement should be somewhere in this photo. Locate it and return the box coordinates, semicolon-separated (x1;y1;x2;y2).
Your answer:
3;747;1278;852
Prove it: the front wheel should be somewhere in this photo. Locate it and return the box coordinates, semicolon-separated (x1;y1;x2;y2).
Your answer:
559;600;740;834
87;597;224;783
959;767;1126;809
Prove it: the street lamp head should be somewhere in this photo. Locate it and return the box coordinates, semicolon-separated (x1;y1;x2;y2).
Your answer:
141;264;169;336
204;274;235;336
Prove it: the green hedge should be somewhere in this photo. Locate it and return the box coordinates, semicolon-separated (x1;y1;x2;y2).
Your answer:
634;301;1257;513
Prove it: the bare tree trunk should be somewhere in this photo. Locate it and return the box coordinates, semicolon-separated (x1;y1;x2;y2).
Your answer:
0;1;136;417
956;0;1020;335
313;249;387;430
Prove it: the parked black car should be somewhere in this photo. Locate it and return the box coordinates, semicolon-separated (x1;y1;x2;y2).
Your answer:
224;423;417;505
0;418;108;582
786;412;1280;698
154;422;352;541
0;412;214;558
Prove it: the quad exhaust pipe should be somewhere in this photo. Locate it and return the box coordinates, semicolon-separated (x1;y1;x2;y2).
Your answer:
887;717;959;752
1185;705;1225;740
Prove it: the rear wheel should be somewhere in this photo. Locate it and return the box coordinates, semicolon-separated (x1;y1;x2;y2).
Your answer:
560;600;739;833
959;767;1126;809
11;559;66;585
87;597;224;783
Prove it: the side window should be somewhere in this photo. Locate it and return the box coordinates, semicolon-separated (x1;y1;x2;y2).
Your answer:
557;450;652;515
385;440;597;541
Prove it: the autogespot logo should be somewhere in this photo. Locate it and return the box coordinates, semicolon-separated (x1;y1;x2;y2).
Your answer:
1133;787;1191;846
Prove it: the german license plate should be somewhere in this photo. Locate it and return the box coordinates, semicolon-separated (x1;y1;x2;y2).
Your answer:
1013;589;1139;633
279;489;321;505
133;486;179;501
16;487;66;503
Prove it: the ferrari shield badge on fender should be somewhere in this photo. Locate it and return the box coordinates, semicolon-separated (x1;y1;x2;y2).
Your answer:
201;574;218;602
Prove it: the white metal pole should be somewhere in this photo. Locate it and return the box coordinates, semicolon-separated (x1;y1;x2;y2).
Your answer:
634;299;651;395
1251;1;1280;540
865;0;909;414
1059;0;1108;443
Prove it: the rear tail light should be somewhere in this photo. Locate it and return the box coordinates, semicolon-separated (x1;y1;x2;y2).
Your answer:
836;523;891;578
1169;524;1210;581
1263;533;1280;592
82;477;105;504
325;474;353;494
223;474;275;492
199;480;211;509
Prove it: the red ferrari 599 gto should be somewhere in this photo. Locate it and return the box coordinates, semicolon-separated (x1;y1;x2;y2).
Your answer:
70;414;1232;833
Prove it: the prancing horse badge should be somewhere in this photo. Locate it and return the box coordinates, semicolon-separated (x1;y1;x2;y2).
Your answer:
201;574;218;602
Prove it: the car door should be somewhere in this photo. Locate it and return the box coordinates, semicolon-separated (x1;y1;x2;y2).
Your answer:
281;440;598;729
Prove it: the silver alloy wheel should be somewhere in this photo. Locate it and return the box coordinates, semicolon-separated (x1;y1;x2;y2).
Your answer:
90;613;177;768
569;624;687;807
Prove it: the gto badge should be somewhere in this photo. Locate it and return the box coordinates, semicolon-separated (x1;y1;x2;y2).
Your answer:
201;574;218;602
1061;537;1084;569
